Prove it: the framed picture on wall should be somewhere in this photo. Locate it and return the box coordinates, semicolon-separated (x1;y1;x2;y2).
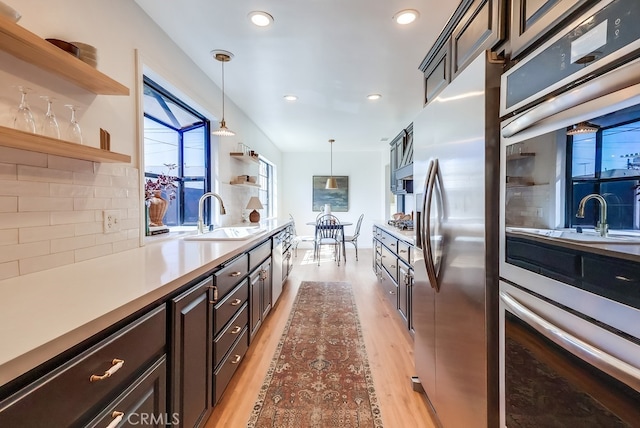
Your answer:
312;176;349;212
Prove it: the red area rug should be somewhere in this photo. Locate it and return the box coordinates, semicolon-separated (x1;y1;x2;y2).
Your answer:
248;281;383;427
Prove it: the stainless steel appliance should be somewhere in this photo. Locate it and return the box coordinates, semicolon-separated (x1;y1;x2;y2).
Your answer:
272;231;284;304
413;51;501;428
499;280;640;427
499;1;640;425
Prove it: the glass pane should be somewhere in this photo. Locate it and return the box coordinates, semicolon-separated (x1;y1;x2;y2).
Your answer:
144;116;178;175
570;182;597;228
601;121;640;179
600;180;639;229
184;181;205;225
571;133;596;179
162;183;180;227
183;126;206;177
143;85;201;129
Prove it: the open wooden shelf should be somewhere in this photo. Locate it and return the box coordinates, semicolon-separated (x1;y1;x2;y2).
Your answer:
0;125;131;163
230;182;260;188
230;152;259;164
0;15;129;95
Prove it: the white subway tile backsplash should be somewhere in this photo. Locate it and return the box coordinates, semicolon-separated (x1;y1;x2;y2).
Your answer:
0;229;18;246
0;196;17;213
51;210;97;225
0;241;49;264
17;165;73;183
0;147;47;167
0;212;50;230
51;235;96;253
0;261;19;280
19;197;74;212
0;156;142;277
0;180;49;197
48;155;93;173
0;163;17;180
20;224;75;243
19;251;74;275
50;183;95;198
75;243;113;262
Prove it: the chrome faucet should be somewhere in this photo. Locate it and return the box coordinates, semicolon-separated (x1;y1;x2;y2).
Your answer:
576;194;608;237
197;192;226;234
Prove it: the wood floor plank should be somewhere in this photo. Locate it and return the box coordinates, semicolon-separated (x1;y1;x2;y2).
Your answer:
206;248;438;427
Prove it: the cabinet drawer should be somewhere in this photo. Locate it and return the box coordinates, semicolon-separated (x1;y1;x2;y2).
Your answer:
214;327;249;404
0;305;166;427
214;253;248;299
379;230;398;251
397;240;413;265
380;264;399;309
381;245;399;283
214;304;248;367
214;279;249;337
86;356;167;427
249;239;271;271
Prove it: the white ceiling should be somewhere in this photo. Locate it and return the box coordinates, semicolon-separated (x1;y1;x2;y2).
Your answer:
133;0;459;153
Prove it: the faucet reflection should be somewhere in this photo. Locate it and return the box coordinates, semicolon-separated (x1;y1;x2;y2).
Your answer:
197;192;226;234
576;194;608;237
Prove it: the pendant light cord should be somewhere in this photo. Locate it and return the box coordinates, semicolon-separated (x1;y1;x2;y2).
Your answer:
221;60;226;121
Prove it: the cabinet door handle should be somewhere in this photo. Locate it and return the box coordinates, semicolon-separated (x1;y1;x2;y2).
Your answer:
400;249;407;253
90;359;124;382
230;299;242;306
391;264;396;269
389;290;396;295
230;271;242;277
105;411;124;428
231;326;242;334
231;355;242;364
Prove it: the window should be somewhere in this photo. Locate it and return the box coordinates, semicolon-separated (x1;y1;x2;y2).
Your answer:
568;118;640;230
258;158;275;219
143;77;210;229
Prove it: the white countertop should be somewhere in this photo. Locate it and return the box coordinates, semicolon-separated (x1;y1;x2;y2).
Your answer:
374;222;416;245
0;219;290;387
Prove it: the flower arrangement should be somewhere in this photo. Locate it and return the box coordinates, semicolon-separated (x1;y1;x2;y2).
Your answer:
145;163;179;202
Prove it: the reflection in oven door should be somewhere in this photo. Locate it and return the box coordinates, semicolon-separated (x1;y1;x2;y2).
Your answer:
499;281;640;427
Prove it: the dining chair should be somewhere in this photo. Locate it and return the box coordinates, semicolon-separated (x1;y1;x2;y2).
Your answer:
289;214;315;257
343;213;364;261
315;214;342;266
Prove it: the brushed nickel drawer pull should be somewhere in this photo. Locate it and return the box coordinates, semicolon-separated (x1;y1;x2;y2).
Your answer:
106;411;124;428
389;290;396;295
231;355;242;364
230;271;242;277
90;359;124;382
230;299;242;306
400;249;407;253
231;326;242;334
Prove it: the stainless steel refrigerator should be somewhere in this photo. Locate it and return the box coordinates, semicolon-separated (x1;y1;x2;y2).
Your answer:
413;51;500;428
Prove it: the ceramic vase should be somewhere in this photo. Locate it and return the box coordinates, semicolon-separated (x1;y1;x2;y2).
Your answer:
148;190;168;227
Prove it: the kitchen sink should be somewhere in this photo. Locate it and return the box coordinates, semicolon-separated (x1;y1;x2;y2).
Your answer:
506;227;640;244
183;226;267;241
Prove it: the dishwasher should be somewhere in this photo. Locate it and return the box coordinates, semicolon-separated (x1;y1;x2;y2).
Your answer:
272;231;284;304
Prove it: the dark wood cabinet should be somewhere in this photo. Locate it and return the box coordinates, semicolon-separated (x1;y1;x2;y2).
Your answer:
398;261;412;330
249;258;272;341
0;306;166;427
389;125;413;195
170;276;213;428
423;39;451;105
509;0;597;58
86;356;168;427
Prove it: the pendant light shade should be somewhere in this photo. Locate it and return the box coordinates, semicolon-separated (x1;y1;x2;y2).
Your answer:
326;139;338;189
566;121;599;135
211;50;235;137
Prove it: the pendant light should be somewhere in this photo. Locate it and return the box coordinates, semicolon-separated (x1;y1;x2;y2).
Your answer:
325;139;338;189
211;50;235;137
566;121;599;135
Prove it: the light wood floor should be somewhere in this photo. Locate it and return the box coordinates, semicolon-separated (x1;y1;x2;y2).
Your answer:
206;247;439;427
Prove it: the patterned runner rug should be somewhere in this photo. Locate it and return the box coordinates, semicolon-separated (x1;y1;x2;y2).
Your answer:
248;281;383;427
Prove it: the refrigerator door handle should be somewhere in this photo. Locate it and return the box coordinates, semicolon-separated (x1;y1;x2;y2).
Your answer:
422;159;440;290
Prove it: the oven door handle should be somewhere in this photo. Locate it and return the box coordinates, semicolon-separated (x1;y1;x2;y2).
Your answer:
500;291;640;392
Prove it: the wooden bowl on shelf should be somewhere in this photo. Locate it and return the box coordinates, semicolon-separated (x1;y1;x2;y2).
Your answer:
45;39;80;57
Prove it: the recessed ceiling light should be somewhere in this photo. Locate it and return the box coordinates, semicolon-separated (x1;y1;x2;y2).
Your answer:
367;94;382;100
248;11;274;27
284;95;298;101
393;9;419;25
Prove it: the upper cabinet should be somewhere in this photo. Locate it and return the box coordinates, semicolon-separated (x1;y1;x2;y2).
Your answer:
509;0;599;59
390;124;413;195
0;15;129;95
419;0;506;105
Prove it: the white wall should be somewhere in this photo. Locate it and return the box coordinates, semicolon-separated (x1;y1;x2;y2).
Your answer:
282;150;385;249
0;0;282;279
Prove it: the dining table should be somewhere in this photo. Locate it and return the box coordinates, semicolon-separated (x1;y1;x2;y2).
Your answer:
306;221;353;262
